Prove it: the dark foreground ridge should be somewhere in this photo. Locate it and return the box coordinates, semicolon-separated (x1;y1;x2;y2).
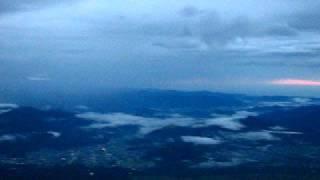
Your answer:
1;164;320;180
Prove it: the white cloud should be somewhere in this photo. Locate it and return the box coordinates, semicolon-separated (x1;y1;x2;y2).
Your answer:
265;130;303;135
77;112;195;134
27;76;50;81
0;103;19;114
259;97;316;108
181;136;222;145
0;109;12;114
76;111;257;134
235;129;302;142
194;158;245;168
270;126;287;131
196;111;257;130
0;135;17;142
0;103;19;109
47;131;61;138
27;74;51;81
235;131;280;141
0;134;27;142
292;97;312;104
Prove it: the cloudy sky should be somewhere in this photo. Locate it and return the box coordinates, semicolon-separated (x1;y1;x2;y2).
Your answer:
1;0;320;97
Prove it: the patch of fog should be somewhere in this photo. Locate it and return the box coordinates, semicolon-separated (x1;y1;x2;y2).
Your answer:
75;105;90;111
0;103;19;109
0;109;12;114
195;111;257;130
259;97;317;108
292;97;311;104
0;103;19;114
193;158;245;168
76;111;257;134
181;136;222;145
77;113;195;134
265;130;303;135
234;131;280;141
47;131;61;138
0;135;17;142
0;134;25;142
268;126;303;135
270;126;287;131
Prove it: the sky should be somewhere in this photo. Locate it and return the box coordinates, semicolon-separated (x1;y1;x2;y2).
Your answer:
1;0;320;97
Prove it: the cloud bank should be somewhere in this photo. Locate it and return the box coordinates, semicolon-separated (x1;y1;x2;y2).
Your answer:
0;103;19;114
181;136;222;145
1;0;320;96
235;131;280;141
76;111;257;134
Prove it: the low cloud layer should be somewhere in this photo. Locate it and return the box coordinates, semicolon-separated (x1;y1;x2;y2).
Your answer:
195;111;257;130
0;103;19;109
258;97;317;108
27;75;51;81
0;135;17;142
76;111;257;134
0;134;26;142
234;131;279;141
181;136;222;145
47;131;61;138
0;103;19;114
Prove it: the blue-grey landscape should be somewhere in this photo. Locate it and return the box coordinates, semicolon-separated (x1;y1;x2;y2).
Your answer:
1;1;320;179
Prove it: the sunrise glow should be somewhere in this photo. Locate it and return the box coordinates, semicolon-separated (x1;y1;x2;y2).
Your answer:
271;79;320;86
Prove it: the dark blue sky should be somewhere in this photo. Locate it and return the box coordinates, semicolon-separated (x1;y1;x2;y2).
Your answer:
1;0;320;97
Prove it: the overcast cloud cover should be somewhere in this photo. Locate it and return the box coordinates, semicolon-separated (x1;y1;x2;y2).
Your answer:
1;0;320;97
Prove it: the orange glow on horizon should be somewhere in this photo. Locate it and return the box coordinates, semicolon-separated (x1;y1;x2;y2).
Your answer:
271;79;320;86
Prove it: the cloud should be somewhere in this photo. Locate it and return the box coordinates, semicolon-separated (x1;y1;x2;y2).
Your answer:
179;6;203;18
226;33;320;56
74;105;90;112
270;79;320;86
0;0;80;15
27;76;51;81
76;111;257;134
181;136;222;145
0;109;12;114
0;103;19;114
270;126;287;131
197;111;258;130
194;158;244;168
258;97;316;107
0;135;17;142
266;126;303;135
235;131;280;141
47;131;61;138
0;103;19;109
0;134;27;142
152;38;208;51
265;130;302;135
288;5;320;32
142;6;320;62
76;113;195;134
1;0;320;96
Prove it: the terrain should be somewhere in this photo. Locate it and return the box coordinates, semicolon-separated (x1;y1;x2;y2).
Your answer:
0;90;320;179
